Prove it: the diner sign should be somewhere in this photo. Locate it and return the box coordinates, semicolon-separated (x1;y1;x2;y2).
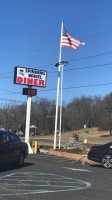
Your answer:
14;66;47;87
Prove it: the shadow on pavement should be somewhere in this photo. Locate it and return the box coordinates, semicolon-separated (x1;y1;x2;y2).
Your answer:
89;164;103;168
0;162;34;173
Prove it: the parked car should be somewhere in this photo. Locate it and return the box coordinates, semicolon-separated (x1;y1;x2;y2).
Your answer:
0;130;28;166
88;142;112;168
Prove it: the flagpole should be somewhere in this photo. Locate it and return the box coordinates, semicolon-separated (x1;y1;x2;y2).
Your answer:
54;20;63;149
59;64;63;149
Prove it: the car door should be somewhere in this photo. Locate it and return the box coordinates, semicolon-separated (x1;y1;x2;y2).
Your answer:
8;132;22;162
0;132;10;164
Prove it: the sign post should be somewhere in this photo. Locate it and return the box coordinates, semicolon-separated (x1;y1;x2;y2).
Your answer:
14;66;47;154
84;130;89;144
25;93;33;153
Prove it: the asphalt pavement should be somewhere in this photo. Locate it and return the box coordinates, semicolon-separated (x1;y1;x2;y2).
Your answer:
0;154;112;200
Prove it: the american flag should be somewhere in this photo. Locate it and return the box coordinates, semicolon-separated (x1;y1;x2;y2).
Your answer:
61;26;85;50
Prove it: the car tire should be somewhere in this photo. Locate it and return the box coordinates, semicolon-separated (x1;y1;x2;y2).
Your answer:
101;155;112;169
17;152;24;167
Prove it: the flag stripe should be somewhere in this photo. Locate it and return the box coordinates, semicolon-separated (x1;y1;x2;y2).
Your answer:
62;45;77;50
62;44;77;50
61;25;85;50
62;41;79;48
62;40;79;47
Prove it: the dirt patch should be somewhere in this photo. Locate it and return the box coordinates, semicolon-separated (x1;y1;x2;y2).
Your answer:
48;149;98;165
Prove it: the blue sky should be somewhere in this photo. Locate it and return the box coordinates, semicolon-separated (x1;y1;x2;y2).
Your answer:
0;0;112;106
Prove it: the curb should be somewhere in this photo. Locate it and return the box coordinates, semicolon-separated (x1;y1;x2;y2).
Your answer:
48;149;97;165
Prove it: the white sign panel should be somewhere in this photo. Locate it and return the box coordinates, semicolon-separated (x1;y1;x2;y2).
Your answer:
14;66;47;87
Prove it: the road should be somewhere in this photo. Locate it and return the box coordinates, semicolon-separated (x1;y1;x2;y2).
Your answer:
0;153;112;200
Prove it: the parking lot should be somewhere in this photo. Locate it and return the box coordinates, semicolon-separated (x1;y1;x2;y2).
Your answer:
0;154;112;200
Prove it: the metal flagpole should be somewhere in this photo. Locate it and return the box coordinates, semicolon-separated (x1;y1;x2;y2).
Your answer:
59;64;63;149
59;61;68;149
54;20;63;149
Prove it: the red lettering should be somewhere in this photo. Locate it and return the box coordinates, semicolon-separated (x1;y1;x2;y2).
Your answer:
28;88;30;95
34;79;38;85
31;90;36;95
27;78;33;85
17;77;23;83
39;80;44;86
24;77;27;84
16;77;45;87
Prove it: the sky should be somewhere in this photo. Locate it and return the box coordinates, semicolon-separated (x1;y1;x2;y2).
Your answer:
0;0;112;106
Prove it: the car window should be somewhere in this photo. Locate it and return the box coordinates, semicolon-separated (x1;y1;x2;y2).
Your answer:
3;133;9;140
0;133;2;143
0;132;9;143
9;133;21;143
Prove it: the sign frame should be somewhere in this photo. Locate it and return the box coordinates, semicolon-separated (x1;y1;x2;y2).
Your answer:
14;66;47;88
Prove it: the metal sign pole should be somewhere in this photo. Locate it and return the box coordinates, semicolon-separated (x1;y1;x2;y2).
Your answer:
25;93;33;154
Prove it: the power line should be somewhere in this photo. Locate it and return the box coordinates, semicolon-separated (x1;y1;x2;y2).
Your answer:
1;81;112;96
65;62;112;72
0;76;13;79
0;50;112;76
48;62;112;74
0;98;26;103
0;82;112;103
69;51;112;63
0;88;21;94
1;61;112;80
51;51;112;70
38;82;112;92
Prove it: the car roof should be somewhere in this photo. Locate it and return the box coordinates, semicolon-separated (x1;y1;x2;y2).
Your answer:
0;130;15;134
101;142;112;146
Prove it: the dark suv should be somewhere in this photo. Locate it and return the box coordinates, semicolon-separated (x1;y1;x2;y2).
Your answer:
0;130;28;166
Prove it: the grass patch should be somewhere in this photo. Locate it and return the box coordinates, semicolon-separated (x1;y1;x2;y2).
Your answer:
55;148;86;155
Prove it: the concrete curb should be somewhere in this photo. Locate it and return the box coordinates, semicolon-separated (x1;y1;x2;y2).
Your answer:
48;149;97;165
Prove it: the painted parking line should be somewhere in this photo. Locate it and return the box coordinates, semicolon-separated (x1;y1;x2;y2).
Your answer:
64;167;92;172
0;172;91;196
